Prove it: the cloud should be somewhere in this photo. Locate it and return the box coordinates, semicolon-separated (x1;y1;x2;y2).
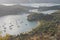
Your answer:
0;0;60;4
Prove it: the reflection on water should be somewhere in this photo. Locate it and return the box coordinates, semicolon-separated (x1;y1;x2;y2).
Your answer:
0;14;37;36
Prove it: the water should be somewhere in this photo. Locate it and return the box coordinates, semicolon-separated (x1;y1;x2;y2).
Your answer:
0;10;56;36
39;10;58;14
0;14;38;36
29;9;58;14
20;3;60;8
0;10;58;36
0;3;59;36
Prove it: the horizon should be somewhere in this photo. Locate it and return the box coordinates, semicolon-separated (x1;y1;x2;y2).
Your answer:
0;3;60;7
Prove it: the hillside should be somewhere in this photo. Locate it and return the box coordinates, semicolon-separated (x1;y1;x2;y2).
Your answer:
0;4;37;17
38;5;60;11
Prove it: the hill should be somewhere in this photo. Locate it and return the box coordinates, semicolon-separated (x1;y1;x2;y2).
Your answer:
38;5;60;11
0;4;37;17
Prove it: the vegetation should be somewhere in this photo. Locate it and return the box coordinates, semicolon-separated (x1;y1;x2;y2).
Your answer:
0;10;60;40
27;13;54;21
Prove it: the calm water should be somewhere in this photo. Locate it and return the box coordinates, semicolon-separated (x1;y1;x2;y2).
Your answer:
0;10;58;36
29;9;58;14
0;14;38;36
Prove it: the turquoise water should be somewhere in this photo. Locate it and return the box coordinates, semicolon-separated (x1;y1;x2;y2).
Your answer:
0;14;38;36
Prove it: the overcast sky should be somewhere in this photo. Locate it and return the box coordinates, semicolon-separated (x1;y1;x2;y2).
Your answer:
0;0;60;4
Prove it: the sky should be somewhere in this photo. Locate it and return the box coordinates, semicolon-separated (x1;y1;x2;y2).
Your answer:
0;0;60;4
